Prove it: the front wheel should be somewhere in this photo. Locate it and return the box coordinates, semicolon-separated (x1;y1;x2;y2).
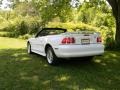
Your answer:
46;47;58;65
27;43;32;54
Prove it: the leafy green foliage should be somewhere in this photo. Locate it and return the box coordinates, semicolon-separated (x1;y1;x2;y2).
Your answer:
0;16;41;38
0;0;116;48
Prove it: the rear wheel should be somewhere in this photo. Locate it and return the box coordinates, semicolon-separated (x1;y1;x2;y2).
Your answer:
27;43;32;54
46;47;58;65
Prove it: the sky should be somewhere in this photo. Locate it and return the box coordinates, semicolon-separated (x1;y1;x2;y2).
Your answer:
0;0;12;10
0;0;110;10
0;0;87;10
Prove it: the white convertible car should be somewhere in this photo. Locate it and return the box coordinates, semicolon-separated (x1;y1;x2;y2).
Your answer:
27;28;104;65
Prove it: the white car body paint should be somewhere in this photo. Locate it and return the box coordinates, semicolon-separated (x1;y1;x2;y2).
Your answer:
28;31;104;58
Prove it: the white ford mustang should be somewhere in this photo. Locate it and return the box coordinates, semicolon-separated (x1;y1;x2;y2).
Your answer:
27;28;104;65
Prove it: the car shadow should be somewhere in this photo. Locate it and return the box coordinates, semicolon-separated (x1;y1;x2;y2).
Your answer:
0;48;120;89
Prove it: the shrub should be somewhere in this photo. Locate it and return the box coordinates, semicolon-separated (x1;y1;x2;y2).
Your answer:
105;30;115;49
24;16;41;34
19;34;31;39
47;22;98;31
0;16;41;38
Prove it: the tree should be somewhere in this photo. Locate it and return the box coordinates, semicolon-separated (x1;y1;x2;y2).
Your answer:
32;0;73;26
107;0;120;47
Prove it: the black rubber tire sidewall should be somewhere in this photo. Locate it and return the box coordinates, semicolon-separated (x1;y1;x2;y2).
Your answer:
27;43;32;54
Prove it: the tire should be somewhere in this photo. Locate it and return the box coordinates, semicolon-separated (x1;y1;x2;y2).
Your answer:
27;42;32;54
46;47;58;65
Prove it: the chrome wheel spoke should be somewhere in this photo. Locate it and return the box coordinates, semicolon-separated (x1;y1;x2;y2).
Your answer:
47;50;53;63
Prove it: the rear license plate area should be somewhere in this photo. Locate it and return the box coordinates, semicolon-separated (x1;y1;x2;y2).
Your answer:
81;39;90;45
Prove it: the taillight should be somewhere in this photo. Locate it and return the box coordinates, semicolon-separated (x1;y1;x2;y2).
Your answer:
97;37;102;43
62;38;67;44
62;37;75;44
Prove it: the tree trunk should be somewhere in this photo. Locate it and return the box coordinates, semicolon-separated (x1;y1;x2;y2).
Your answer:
107;0;120;47
115;12;120;47
115;0;120;47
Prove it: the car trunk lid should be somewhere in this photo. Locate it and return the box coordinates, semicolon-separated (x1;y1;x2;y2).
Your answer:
61;31;101;45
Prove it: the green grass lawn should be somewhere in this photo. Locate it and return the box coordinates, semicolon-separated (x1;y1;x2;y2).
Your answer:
0;37;120;90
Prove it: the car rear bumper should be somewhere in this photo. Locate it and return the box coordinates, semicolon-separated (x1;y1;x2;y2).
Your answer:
54;44;104;58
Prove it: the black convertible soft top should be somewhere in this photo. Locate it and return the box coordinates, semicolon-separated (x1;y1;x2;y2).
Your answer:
41;28;67;32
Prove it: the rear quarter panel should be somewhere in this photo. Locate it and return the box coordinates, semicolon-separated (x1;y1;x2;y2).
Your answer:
43;35;64;52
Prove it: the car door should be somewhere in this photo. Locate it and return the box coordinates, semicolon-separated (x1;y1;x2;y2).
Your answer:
32;37;43;53
32;29;48;53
